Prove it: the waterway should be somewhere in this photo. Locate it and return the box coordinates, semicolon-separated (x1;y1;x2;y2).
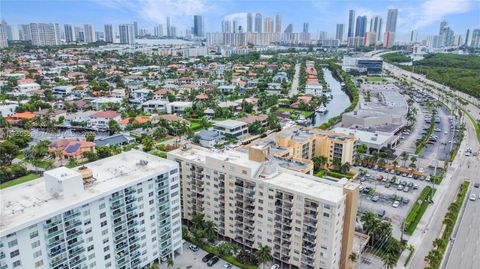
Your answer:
311;68;351;127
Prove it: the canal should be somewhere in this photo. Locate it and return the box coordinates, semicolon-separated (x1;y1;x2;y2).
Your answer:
311;68;351;126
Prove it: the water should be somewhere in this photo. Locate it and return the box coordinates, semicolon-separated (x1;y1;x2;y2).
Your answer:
311;68;351;127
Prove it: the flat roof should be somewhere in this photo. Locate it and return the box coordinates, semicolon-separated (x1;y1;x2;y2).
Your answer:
0;150;177;235
214;119;247;129
333;127;392;146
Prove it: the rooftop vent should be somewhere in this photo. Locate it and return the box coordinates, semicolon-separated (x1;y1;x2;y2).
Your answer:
137;160;149;166
78;166;95;186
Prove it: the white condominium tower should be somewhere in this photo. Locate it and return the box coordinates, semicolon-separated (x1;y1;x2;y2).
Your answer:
0;150;182;269
169;145;359;269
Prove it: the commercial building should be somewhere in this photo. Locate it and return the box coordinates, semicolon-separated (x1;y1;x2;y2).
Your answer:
0;150;183;269
333;127;400;152
29;23;61;46
336;24;344;42
193;15;204;37
342;56;383;75
354;16;367;38
168;145;359;269
384;9;398;47
347;10;355;38
471;29;480;48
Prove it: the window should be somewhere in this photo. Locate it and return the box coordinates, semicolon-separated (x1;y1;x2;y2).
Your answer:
35;260;44;267
101;221;107;227
88;245;94;251
103;246;110;252
13;261;21;267
31;241;40;248
30;231;39;239
100;212;106;218
102;229;108;236
33;250;42;258
10;250;20;258
104;254;111;260
99;203;106;210
8;239;18;248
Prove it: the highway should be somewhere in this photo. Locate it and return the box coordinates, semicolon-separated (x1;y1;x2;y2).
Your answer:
374;55;480;269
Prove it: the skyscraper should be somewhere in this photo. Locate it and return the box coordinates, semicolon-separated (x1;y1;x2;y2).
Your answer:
0;151;183;269
410;30;418;43
246;13;253;32
464;29;470;47
83;24;95;43
385;9;398;32
30;23;61;46
104;24;113;43
369;16;382;41
166;17;171;37
347;10;356;38
469;29;479;48
222;20;232;33
20;24;32;41
74;26;83;42
119;24;135;44
303;22;309;33
275;13;282;33
0;22;8;48
355;16;367;37
284;24;293;34
232;20;239;33
154;24;164;37
64;24;74;43
254;13;262;33
439;20;454;47
133;21;138;37
193;15;204;37
336;24;344;41
263;17;274;33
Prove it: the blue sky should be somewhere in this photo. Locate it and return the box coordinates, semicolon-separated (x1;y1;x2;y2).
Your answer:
2;0;479;40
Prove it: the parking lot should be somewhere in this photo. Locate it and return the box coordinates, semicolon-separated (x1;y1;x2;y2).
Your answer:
157;243;239;269
355;165;435;238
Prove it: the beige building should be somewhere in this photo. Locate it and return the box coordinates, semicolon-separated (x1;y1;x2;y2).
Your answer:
240;127;357;174
168;145;359;269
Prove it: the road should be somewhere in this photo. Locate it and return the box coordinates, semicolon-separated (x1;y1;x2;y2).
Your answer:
289;63;300;97
379;55;480;269
395;102;425;154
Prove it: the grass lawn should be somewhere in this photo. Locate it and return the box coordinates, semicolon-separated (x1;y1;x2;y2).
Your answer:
16;153;25;159
0;173;40;189
366;77;386;82
278;107;314;117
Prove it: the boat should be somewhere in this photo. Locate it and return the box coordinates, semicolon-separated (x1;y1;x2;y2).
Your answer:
316;105;328;114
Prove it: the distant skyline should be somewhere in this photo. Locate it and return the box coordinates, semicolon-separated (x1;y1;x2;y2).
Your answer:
2;0;479;40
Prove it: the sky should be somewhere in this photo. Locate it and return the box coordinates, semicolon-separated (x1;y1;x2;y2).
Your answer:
1;0;479;41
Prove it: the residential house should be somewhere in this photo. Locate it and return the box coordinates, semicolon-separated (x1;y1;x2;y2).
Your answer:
166;101;192;114
197;130;225;148
141;99;169;114
213;120;248;137
88;110;121;130
48;138;95;159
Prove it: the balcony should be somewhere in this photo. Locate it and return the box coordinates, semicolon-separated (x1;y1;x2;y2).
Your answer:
63;211;80;221
46;229;64;239
44;219;62;229
69;255;87;267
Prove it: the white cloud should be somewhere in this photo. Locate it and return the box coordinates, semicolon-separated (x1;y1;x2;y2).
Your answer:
90;0;219;30
413;0;473;29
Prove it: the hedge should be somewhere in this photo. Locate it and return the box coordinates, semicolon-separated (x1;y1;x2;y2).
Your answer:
404;186;436;235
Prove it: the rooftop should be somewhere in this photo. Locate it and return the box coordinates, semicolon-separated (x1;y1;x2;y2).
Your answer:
0;150;177;235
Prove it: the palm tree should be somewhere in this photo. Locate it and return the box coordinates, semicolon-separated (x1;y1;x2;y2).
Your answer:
191;213;204;230
255;244;272;269
349;253;358;263
203;220;217;242
400;152;409;167
340;162;351;174
392;160;398;169
382;252;397;269
312;156;328;171
166;258;174;268
410;156;417;166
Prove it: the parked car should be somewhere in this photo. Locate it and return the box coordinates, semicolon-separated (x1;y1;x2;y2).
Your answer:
403;198;410;204
392;201;400;208
469;194;477;201
377;209;386;218
189;245;199;252
397;185;404;191
474;182;480;188
208;257;220;267
202;253;215;262
372;195;380;202
270;265;280;269
223;263;233;269
385;183;391;188
403;187;410;192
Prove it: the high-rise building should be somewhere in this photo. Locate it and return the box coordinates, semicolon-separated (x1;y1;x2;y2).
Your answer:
284;24;293;34
336;24;344;41
168;144;359;269
383;31;395;48
222;20;232;33
170;26;177;38
0;151;183;269
347;10;356;38
0;22;8;48
464;29;470;47
355;16;367;37
166;17;171;37
410;30;418;43
64;24;74;43
154;24;164;37
385;9;398;32
74;26;83;42
83;24;95;43
29;23;61;46
133;21;138;37
275;13;282;33
303;22;309;33
193;15;204;37
263;17;274;33
119;24;135;44
254;13;262;33
471;29;480;48
246;13;253;33
104;24;114;43
232;20;239;33
439;20;454;47
369;16;382;41
20;24;32;41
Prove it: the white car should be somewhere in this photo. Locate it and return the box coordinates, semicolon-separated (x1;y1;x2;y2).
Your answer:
470;194;477;201
270;265;280;269
392;201;400;208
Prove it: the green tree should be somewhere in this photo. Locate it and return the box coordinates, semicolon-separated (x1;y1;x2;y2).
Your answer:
166;259;174;268
84;131;96;142
340;162;351;174
255;244;272;269
96;146;112;159
108;119;120;134
0;141;20;165
203;220;217;242
142;137;154;152
312;156;328;171
382;252;397;269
